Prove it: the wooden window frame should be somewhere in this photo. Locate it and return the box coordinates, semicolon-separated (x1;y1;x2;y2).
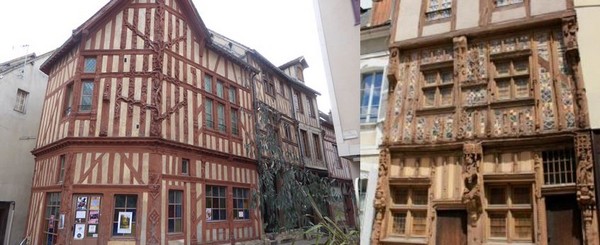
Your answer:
42;192;61;245
204;74;213;93
263;73;275;97
228;86;237;104
425;0;452;22
167;190;183;233
14;89;28;113
205;98;214;129
112;194;138;237
485;184;533;242
300;129;311;158
542;148;576;185
63;82;74;117
83;57;97;74
293;90;304;114
181;158;189;175
57;155;66;183
217;103;226;133
206;185;227;221
216;80;224;99
388;186;429;238
231;108;239;136
79;80;94;112
492;58;531;101
308;98;316;118
233;187;250;220
420;69;454;108
313;133;322;160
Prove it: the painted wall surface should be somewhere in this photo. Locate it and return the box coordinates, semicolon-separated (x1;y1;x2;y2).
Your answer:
314;0;360;160
575;0;600;128
0;52;50;245
393;0;421;42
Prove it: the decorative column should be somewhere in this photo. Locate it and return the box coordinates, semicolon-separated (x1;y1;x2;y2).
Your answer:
371;149;390;245
575;132;599;244
453;36;467;139
562;16;589;129
533;153;547;244
57;154;75;245
462;142;483;245
146;152;163;245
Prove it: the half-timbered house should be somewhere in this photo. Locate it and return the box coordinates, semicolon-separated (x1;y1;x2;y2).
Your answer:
320;111;357;229
373;0;599;244
26;0;261;244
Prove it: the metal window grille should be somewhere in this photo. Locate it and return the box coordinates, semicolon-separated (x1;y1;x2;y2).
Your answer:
542;149;576;185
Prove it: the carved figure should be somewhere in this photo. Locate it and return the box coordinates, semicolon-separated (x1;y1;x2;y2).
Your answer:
462;143;483;226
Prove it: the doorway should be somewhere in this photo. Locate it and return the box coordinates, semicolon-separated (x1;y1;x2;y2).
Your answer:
546;194;583;245
436;210;467;245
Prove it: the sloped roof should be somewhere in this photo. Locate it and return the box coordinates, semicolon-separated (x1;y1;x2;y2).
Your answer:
1;50;55;75
360;0;393;29
278;56;308;70
40;0;212;74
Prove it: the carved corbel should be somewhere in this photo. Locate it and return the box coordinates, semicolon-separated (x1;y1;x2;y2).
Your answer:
387;48;400;92
462;142;483;226
575;132;597;243
371;148;390;245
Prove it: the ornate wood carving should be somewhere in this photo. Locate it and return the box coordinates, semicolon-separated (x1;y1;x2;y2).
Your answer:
575;132;597;244
562;17;589;129
371;149;389;245
462;142;482;227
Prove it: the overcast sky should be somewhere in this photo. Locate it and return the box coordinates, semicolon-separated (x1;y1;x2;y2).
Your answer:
0;0;332;112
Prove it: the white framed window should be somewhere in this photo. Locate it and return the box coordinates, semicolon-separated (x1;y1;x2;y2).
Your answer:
361;71;384;123
426;0;452;21
14;89;28;113
496;0;524;7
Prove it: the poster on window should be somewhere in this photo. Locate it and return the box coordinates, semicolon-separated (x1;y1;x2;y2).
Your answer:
117;212;133;234
89;196;101;210
75;210;87;223
74;224;85;239
76;196;88;210
206;208;212;221
88;210;99;224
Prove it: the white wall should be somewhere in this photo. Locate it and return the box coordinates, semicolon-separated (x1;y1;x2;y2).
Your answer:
575;0;600;129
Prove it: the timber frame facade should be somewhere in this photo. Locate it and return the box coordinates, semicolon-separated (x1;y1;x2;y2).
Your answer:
373;0;599;244
26;0;261;244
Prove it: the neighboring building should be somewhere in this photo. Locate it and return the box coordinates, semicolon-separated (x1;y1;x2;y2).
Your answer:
373;0;599;244
320;111;357;228
359;0;393;242
313;0;361;186
0;52;51;245
25;0;261;244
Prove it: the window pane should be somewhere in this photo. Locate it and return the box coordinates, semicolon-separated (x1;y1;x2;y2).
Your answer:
84;58;96;73
424;73;436;85
412;189;428;205
392;188;408;204
229;87;236;103
115;196;126;208
205;99;213;129
489;212;507;237
441;71;453;84
489;187;506;204
204;75;212;93
496;62;510;77
440;88;452;106
515;78;529;98
217;104;225;132
216;81;224;98
126;195;137;207
512;186;531;204
231;109;239;135
514;212;533;240
392;212;406;234
497;80;510;100
412;211;427;235
424;90;435;107
514;60;529;75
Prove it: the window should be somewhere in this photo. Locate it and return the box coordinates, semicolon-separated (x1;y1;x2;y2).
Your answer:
542;149;576;185
360;71;383;123
113;195;137;236
333;145;342;168
279;80;286;98
181;159;189;175
64;83;74;116
80;80;94;112
58;155;66;183
83;57;97;73
206;185;226;221
231;109;239;136
228;87;236;104
43;192;61;245
217;103;226;133
308;98;316;118
496;0;524;7
283;122;292;140
426;0;452;21
14;89;28;113
389;187;428;236
421;69;453;108
204;74;213;93
485;185;532;241
293;90;303;113
216;81;224;98
233;188;250;220
168;190;183;233
313;133;322;160
205;98;213;129
493;59;530;100
300;130;311;158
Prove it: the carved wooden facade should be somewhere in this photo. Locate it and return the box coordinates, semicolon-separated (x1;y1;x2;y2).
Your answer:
374;0;598;244
26;0;261;244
